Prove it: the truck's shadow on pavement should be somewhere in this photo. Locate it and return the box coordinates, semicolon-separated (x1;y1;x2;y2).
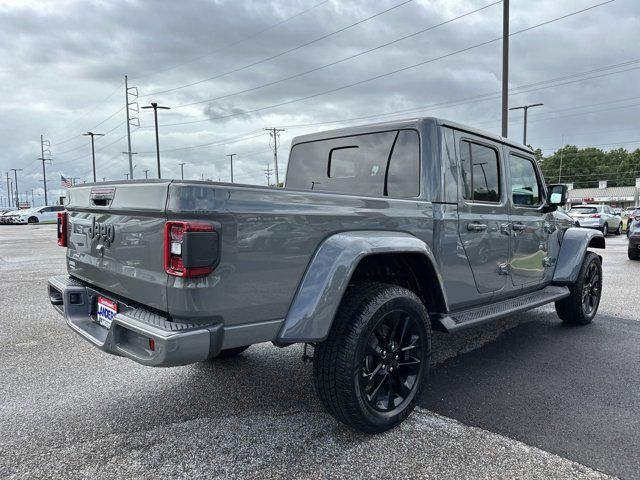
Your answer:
421;314;640;480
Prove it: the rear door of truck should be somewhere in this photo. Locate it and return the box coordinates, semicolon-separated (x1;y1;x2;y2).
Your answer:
64;181;169;311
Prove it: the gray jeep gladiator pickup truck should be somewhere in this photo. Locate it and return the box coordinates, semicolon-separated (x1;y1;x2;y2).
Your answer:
49;117;604;433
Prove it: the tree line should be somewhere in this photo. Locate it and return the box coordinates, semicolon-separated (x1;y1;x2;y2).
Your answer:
536;146;640;188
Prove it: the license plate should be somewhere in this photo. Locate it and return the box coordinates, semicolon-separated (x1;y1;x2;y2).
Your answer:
96;296;117;329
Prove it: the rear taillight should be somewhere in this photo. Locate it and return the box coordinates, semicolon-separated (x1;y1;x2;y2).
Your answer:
590;214;601;218
164;221;218;278
57;212;68;247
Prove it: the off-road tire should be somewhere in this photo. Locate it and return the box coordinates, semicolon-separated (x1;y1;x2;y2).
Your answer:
629;246;640;260
602;223;608;236
555;252;602;325
313;283;431;433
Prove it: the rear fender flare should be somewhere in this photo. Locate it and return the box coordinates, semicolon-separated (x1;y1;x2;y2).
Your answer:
276;231;447;343
552;227;605;284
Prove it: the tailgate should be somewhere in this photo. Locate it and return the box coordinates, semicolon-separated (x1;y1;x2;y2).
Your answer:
65;181;170;311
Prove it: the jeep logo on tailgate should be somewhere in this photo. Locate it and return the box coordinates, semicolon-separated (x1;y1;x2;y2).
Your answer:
89;217;115;246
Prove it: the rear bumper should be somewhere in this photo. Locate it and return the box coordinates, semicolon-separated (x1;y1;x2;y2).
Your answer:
48;275;222;367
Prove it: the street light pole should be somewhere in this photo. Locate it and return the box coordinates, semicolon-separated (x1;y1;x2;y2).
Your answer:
226;154;236;183
143;169;149;179
509;103;544;145
142;102;171;179
178;162;186;180
83;131;104;182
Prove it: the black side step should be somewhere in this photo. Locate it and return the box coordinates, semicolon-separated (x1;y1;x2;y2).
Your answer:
436;285;570;332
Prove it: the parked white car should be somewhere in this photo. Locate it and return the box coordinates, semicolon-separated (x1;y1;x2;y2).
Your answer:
0;209;20;224
9;205;65;224
569;204;623;235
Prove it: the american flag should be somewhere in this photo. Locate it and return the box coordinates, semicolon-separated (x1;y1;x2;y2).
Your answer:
60;175;73;188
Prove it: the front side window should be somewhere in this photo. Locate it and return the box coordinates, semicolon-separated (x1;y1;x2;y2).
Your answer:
460;140;500;202
509;154;541;206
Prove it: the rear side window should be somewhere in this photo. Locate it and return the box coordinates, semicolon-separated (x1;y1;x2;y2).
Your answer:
460;140;500;202
509;154;541;206
287;129;420;198
386;130;420;198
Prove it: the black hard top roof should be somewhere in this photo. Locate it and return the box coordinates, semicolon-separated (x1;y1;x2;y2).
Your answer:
290;116;533;154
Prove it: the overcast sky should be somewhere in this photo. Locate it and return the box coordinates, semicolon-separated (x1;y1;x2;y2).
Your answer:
0;0;638;205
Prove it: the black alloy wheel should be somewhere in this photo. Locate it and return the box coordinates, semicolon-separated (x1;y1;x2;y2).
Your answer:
360;310;424;413
555;251;602;325
581;261;601;317
313;283;431;433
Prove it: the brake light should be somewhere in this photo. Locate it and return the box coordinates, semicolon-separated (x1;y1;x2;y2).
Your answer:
57;212;68;247
590;214;601;218
164;221;217;278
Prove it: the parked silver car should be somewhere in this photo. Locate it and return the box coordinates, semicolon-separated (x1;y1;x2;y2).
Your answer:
569;204;623;235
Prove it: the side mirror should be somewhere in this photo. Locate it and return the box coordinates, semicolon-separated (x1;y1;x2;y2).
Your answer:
547;184;568;206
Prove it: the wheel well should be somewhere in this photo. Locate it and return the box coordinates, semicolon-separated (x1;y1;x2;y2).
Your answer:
588;236;605;249
349;253;447;321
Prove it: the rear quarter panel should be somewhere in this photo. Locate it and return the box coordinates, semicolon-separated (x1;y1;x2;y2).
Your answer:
165;183;434;327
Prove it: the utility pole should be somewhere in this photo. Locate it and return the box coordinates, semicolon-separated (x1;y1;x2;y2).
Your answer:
264;163;273;186
5;172;11;208
178;162;186;180
39;135;52;205
501;0;509;138
265;128;285;186
227;154;236;183
509;103;543;145
143;169;149;179
10;168;22;208
83;131;104;182
142;102;171;179
124;75;139;179
9;179;14;208
31;190;35;207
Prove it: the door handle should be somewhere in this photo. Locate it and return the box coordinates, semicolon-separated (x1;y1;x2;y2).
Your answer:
512;223;526;232
467;222;488;232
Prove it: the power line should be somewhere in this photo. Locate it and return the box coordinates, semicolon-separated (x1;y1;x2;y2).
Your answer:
50;105;125;148
172;1;502;109
131;0;331;81
150;0;618;129
141;0;416;97
136;129;264;154
48;85;122;144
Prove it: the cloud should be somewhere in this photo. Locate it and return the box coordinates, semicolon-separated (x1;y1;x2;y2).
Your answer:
0;0;638;206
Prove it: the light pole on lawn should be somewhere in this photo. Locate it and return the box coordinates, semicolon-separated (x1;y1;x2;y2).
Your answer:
83;131;104;182
141;102;171;179
509;103;543;145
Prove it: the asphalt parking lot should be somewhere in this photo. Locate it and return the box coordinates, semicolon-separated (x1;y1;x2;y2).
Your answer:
1;225;638;479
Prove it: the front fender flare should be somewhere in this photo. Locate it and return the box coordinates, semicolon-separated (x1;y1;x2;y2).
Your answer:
552;227;605;284
276;231;446;343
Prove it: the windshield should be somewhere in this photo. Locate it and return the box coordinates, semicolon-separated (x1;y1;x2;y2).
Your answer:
570;206;598;214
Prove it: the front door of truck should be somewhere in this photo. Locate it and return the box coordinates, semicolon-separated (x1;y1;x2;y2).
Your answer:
456;133;512;294
506;149;549;287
